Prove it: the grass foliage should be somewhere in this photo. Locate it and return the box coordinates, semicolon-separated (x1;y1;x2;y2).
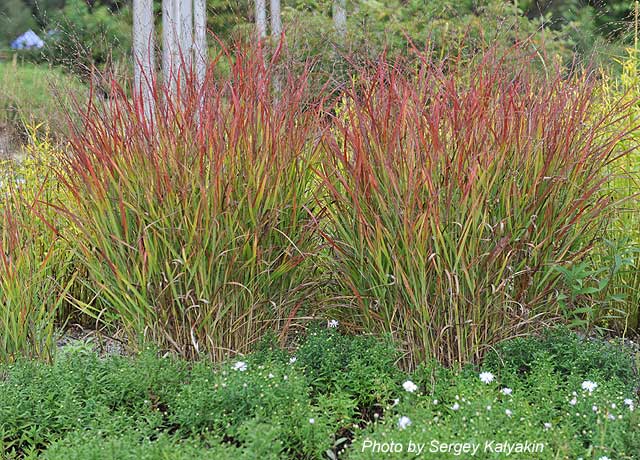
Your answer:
62;47;326;360
0;43;637;367
320;50;632;367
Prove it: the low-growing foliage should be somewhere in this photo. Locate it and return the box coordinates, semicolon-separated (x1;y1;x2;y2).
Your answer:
483;327;638;387
0;329;637;459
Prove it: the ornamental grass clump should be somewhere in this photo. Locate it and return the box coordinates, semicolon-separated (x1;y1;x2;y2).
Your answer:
320;50;633;368
61;46;325;360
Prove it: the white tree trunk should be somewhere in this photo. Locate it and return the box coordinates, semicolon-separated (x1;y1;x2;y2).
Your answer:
133;0;155;120
333;0;346;42
162;0;180;96
193;0;207;90
270;0;282;38
255;0;267;39
180;0;193;70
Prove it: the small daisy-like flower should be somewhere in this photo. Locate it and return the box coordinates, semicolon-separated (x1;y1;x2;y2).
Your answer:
309;418;315;424
452;402;460;411
479;371;495;384
391;398;400;407
403;380;418;393
624;398;635;411
592;405;598;413
327;319;339;328
268;373;275;379
543;422;552;430
486;405;492;411
611;403;617;409
398;416;412;430
505;409;513;417
599;456;611;460
500;387;512;395
569;397;578;406
608;414;616;421
234;361;248;372
433;399;438;405
581;380;598;393
289;356;297;364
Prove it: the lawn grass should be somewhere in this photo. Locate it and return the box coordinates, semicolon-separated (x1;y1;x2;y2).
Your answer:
0;59;87;142
0;328;638;460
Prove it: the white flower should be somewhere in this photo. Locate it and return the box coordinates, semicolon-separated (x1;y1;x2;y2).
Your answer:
309;418;315;424
592;405;598;413
569;397;578;406
500;387;512;395
505;409;513;417
479;372;495;384
486;405;492;411
624;398;635;411
543;422;552;430
268;373;275;379
391;398;400;407
403;380;418;393
234;361;248;372
581;381;598;393
432;399;438;405
398;416;412;430
599;456;611;460
327;319;339;328
611;403;617;409
451;402;460;411
289;356;297;364
608;414;616;421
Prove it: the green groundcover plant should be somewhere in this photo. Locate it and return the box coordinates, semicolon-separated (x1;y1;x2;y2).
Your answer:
0;328;638;460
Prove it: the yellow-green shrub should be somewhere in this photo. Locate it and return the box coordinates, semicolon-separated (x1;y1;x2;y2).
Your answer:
593;48;640;334
0;128;83;362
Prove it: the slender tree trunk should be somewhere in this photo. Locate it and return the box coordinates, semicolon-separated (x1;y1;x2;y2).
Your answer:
193;0;207;90
133;0;155;120
255;0;267;39
270;0;282;38
180;0;193;70
270;0;282;94
333;0;346;42
162;0;180;97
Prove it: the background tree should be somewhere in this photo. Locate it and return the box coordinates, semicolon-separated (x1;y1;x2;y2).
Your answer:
132;0;154;119
194;0;207;90
162;0;179;94
180;0;193;69
270;0;281;38
333;0;346;42
255;0;267;38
